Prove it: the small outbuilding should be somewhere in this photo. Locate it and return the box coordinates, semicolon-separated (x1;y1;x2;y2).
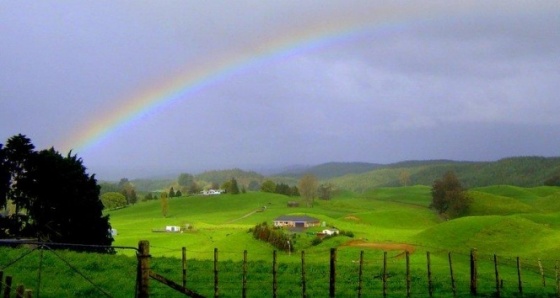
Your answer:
273;215;320;228
165;226;181;232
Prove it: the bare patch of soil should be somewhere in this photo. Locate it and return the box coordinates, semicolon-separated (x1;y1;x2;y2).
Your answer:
341;240;416;254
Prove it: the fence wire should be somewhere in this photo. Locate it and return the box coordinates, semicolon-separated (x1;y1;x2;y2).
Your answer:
2;240;560;297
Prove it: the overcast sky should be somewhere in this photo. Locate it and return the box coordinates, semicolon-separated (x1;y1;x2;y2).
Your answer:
1;1;559;180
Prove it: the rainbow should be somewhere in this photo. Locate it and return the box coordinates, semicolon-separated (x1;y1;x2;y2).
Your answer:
61;3;551;153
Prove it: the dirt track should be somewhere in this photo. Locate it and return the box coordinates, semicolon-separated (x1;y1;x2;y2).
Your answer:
341;240;415;254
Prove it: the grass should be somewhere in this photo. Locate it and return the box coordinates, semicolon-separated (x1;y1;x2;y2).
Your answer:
3;185;560;296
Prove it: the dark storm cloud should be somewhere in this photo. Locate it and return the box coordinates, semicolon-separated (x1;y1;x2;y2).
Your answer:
1;1;559;179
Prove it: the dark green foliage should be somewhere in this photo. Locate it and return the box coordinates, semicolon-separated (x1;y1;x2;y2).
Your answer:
430;171;472;218
311;237;323;246
318;183;335;200
0;135;113;251
251;222;292;252
229;178;240;194
248;180;260;191
276;162;383;179
196;168;264;189
260;179;276;193
177;173;194;187
101;192;127;209
98;181;120;194
291;185;300;196
143;193;152;201
544;174;560;186
168;187;176;198
188;181;201;195
275;182;292;196
339;230;354;237
175;189;182;197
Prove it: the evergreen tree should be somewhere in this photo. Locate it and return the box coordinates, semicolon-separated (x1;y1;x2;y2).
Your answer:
175;189;182;197
229;178;240;194
0;135;113;251
23;148;113;250
168;187;176;198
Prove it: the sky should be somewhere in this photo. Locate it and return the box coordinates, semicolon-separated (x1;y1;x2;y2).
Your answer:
1;1;560;180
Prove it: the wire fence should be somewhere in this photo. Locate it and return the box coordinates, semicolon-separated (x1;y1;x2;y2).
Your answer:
1;240;560;297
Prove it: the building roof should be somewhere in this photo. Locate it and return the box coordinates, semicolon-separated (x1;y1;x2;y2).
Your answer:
274;215;320;223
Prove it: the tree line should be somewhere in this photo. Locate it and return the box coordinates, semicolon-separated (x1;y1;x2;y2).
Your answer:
0;134;113;252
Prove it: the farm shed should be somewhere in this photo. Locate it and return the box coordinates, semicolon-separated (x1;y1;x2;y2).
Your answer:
273;215;320;228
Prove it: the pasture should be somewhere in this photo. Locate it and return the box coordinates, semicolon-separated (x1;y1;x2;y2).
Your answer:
2;185;560;297
107;185;560;262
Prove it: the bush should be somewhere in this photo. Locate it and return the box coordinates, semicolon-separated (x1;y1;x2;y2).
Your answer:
311;237;323;246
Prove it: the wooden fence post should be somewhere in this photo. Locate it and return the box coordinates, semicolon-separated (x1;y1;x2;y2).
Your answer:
330;248;336;298
517;256;523;295
494;254;500;298
4;275;13;298
539;259;545;287
406;251;411;298
137;240;150;298
182;247;187;289
358;251;364;298
242;250;247;298
556;261;559;298
427;251;433;297
470;248;477;296
24;289;32;298
15;284;24;298
383;251;388;298
214;248;219;298
449;252;456;297
301;250;307;298
272;250;277;298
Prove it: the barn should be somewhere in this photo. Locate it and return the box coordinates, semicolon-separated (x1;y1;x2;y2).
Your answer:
273;215;320;228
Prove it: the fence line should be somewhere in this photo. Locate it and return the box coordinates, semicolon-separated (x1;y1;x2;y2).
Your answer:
2;239;560;297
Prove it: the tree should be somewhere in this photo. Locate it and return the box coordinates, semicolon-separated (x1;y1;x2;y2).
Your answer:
430;171;472;218
188;181;201;195
101;192;127;209
275;183;292;196
4;134;36;236
175;189;182;197
221;181;231;193
261;180;276;193
178;173;194;186
160;192;169;217
168;187;176;198
318;183;335;200
248;180;260;191
544;175;560;186
229;178;240;194
129;189;138;204
23;148;113;250
298;174;318;207
399;170;411;186
117;178;135;205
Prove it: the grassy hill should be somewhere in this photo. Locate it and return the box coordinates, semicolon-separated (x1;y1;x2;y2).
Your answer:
108;185;560;263
327;156;560;192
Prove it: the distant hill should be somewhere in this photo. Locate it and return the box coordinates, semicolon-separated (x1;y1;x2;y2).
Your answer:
117;156;560;192
274;162;383;179
195;168;265;188
329;156;560;192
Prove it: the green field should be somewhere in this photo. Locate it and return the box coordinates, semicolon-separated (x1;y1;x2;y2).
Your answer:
3;185;560;297
108;186;560;260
